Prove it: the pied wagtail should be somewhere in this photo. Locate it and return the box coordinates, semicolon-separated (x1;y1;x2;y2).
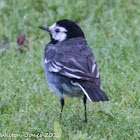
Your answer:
39;19;109;122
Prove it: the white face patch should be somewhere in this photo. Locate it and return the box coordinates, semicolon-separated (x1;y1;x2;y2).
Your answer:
49;23;67;42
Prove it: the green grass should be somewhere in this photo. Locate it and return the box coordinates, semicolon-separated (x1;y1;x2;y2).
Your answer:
0;0;140;139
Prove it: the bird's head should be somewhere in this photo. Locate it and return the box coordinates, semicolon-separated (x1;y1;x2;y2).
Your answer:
39;19;85;44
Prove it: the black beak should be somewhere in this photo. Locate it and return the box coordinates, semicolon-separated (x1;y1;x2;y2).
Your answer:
38;26;50;32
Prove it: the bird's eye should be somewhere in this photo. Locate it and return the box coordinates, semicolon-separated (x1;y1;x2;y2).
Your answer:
55;28;60;33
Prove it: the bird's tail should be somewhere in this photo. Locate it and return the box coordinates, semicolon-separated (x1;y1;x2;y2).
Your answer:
73;81;109;102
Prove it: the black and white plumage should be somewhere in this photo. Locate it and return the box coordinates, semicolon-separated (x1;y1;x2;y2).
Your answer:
39;19;109;122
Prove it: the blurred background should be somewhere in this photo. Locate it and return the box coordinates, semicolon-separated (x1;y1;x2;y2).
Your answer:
0;0;140;139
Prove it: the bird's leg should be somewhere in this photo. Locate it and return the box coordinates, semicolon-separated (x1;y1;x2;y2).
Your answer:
83;95;87;123
60;98;65;118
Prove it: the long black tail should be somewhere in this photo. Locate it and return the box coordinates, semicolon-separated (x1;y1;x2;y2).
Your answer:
74;81;109;102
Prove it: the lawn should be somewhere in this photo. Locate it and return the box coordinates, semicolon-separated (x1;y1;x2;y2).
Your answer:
0;0;140;139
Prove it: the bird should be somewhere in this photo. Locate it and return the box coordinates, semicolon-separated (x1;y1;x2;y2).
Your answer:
39;19;109;122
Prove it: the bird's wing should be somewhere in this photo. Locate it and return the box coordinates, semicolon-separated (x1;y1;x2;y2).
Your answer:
45;57;97;81
44;38;100;81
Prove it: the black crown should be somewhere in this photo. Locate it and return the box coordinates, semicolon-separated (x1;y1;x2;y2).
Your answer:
56;19;85;39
